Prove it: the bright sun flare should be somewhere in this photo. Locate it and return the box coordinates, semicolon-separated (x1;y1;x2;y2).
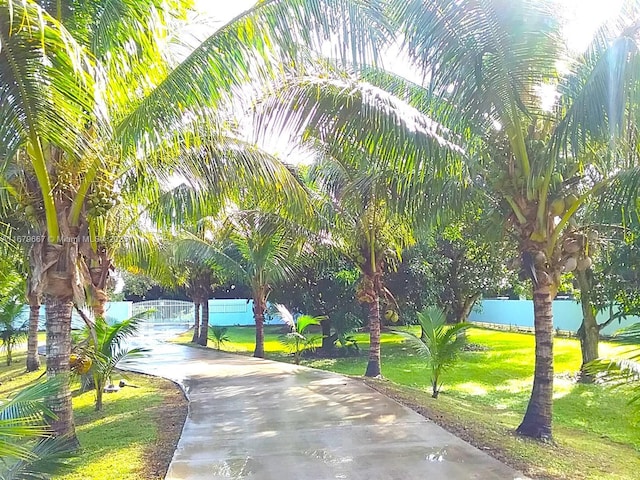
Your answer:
195;0;624;54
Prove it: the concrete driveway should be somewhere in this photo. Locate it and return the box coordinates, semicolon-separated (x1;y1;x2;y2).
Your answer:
123;341;528;480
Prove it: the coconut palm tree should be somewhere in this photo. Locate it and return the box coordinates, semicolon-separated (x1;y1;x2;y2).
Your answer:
181;209;311;358
74;315;147;411
255;76;465;376
259;0;640;439
275;304;326;364
411;306;471;398
1;0;390;440
385;0;640;439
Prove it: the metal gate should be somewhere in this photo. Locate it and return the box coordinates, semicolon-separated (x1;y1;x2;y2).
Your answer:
132;300;193;328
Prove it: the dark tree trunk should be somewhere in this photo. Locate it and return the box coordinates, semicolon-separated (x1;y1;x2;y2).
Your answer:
517;280;554;440
26;295;41;372
364;286;381;377
458;294;480;323
575;269;599;382
45;296;78;445
253;295;266;358
192;301;200;343
198;298;209;346
320;318;333;354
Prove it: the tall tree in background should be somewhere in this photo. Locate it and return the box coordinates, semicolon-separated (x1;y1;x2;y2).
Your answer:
176;209;311;358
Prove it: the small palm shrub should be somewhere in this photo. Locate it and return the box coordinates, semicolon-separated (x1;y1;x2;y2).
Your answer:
74;314;147;411
276;304;326;364
0;298;28;366
412;307;471;398
208;326;230;350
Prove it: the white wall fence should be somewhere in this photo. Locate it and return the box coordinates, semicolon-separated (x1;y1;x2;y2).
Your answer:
20;298;637;335
469;299;639;335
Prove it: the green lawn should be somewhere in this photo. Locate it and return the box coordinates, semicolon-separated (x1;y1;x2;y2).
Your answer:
178;325;640;480
0;350;185;480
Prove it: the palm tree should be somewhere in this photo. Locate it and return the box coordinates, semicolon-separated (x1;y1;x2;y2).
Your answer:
309;157;417;377
1;0;389;439
275;304;325;364
412;307;471;398
259;0;640;439
385;0;640;439
208;326;231;351
256;76;464;376
176;208;311;358
0;300;27;367
74;315;147;411
0;378;73;479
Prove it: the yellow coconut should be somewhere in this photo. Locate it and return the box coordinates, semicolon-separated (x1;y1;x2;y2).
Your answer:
550;198;565;216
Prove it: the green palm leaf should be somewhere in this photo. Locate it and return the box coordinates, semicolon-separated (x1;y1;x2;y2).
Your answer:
116;0;391;154
0;0;98;239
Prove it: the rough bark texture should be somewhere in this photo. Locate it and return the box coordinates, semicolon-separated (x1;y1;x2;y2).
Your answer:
364;287;381;377
575;269;599;382
516;280;554;440
191;301;200;343
458;294;481;323
26;296;41;372
253;294;266;358
45;296;78;444
198;298;209;346
92;295;106;319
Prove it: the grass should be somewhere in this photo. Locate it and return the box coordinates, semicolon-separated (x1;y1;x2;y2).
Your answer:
177;324;640;480
0;349;186;480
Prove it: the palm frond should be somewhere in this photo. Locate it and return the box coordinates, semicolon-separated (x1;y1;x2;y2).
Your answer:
116;0;391;154
0;378;63;461
554;5;640;159
2;435;74;480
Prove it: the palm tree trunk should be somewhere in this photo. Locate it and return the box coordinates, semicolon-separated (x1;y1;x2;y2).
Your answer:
94;374;104;411
45;296;78;445
92;293;107;319
192;301;200;343
516;280;554;440
198;298;209;346
575;269;599;382
364;287;381;377
253;295;266;358
26;295;41;372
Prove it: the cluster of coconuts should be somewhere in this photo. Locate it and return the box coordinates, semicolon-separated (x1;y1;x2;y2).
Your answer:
86;183;121;217
550;192;579;217
70;353;92;375
384;309;399;323
560;232;594;273
54;168;76;192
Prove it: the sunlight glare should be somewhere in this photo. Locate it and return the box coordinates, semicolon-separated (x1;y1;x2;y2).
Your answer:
556;0;625;52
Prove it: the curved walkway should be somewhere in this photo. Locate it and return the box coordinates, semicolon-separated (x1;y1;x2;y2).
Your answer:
124;341;528;480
